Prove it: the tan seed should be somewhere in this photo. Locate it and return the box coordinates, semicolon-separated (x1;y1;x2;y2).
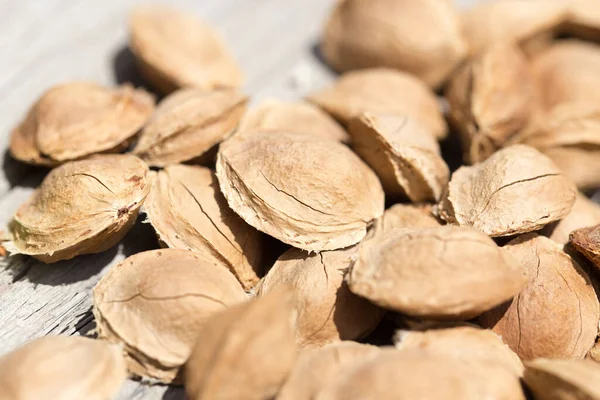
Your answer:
524;358;600;400
133;88;247;167
307;68;447;139
257;246;384;347
216;132;384;251
347;226;527;319
9;82;154;166
144;164;264;290
129;4;243;94
7;154;150;263
184;288;297;400
478;234;599;360
438;145;576;237
0;336;126;400
93;249;247;383
321;0;466;88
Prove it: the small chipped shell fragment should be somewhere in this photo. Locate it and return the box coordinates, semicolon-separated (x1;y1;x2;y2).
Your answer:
394;326;524;377
524;358;600;400
348;112;449;202
315;348;526;400
184;288;297;400
7;154;150;263
133;88;247;167
143;164;264;290
478;234;599;361
277;342;381;400
307;68;447;139
445;42;534;164
438;145;576;237
461;0;567;56
257;247;384;347
0;336;126;400
236;99;350;143
9;82;154;166
542;192;600;245
129;4;243;93
321;0;467;88
93;249;247;383
570;224;600;269
216;131;384;252
347;226;527;320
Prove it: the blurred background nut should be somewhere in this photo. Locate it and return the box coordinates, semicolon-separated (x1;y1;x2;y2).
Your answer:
93;249;248;383
6;154;150;263
133;88;247;167
0;336;126;400
315;348;525;400
257;247;384;347
524;358;600;400
541;192;600;246
129;4;243;94
445;42;535;164
461;0;567;56
184;288;297;400
478;234;599;360
144;164;265;290
216;132;384;251
277;342;381;400
9;82;154;166
237;99;350;143
394;326;524;377
307;68;447;140
321;0;467;89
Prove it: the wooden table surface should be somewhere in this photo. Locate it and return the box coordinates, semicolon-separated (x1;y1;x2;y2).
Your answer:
0;0;486;398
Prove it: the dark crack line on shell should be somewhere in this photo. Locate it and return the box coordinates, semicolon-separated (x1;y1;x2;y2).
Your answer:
473;173;560;224
178;181;241;254
101;292;228;308
258;170;337;217
70;173;117;197
553;265;584;357
320;252;329;285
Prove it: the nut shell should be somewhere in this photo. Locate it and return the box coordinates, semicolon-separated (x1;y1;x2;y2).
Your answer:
93;249;247;383
321;0;466;88
133;88;247;167
308;68;447;139
524;358;600;400
7;154;150;263
349;112;449;202
129;4;243;93
438;145;576;237
478;234;599;360
446;42;534;164
0;336;126;400
184;288;297;400
216;132;384;251
347;226;528;319
257;246;384;347
144;164;264;290
237;99;349;143
9;82;154;166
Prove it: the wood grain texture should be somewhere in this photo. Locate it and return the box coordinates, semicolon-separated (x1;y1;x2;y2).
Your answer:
0;0;483;399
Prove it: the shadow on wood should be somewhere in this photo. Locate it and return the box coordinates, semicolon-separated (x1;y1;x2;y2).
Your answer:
5;245;119;286
310;40;337;76
112;45;162;101
2;149;47;190
67;307;97;337
120;214;160;258
162;386;185;400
